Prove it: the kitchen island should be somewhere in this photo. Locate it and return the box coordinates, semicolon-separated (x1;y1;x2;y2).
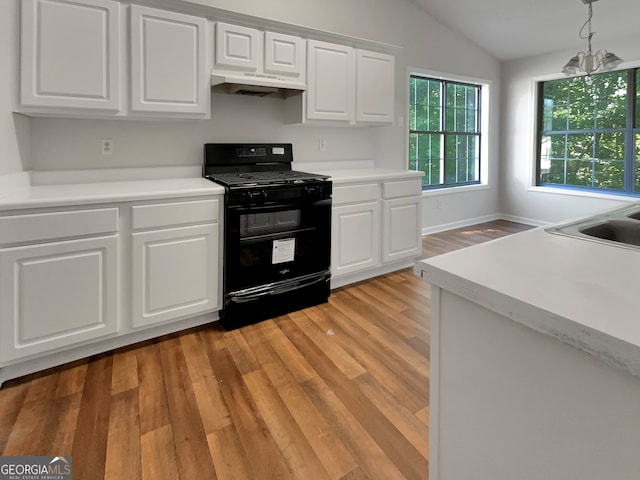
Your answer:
415;225;640;480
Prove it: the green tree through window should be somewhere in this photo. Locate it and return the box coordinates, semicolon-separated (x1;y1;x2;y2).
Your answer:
537;69;640;194
409;75;481;189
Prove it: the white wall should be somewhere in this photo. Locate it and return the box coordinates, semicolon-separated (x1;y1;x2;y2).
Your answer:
0;0;30;176
14;0;501;231
500;36;640;225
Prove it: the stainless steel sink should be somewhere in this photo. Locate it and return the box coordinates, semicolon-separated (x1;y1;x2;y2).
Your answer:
545;203;640;250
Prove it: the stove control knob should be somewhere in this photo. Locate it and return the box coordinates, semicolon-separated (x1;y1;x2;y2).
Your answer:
303;186;316;197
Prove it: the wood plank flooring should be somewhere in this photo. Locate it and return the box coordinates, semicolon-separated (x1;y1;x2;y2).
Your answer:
0;219;533;480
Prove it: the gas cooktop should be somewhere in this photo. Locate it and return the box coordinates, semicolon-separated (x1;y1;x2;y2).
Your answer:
206;170;329;187
203;143;329;189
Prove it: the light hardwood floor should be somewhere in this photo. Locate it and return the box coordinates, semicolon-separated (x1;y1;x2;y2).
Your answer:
0;220;533;480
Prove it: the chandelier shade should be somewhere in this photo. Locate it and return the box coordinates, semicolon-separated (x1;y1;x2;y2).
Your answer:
562;0;622;76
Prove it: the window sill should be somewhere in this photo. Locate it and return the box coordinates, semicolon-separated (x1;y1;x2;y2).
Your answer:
528;185;640;202
421;183;490;197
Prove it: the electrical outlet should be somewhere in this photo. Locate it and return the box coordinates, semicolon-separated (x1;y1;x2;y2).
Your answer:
101;139;113;156
319;139;327;151
437;199;443;209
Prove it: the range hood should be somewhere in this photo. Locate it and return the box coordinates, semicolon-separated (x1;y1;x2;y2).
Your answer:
211;72;306;98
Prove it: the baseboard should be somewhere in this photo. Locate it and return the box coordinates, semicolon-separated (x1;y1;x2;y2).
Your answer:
0;311;218;387
330;258;416;289
421;213;549;236
497;213;548;227
421;213;502;235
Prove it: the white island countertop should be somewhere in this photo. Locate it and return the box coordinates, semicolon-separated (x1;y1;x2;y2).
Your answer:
415;226;640;378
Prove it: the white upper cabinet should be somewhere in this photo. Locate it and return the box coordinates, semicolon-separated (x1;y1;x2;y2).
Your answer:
305;40;356;122
213;24;306;85
130;5;208;115
215;22;259;71
356;50;395;124
264;32;306;79
286;41;394;125
20;0;121;111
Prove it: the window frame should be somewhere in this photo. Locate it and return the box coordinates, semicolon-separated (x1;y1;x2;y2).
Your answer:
408;73;483;191
535;68;639;197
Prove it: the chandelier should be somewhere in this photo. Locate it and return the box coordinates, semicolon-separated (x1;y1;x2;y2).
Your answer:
562;0;622;76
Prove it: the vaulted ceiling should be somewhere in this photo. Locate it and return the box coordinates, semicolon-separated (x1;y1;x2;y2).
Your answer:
406;0;640;61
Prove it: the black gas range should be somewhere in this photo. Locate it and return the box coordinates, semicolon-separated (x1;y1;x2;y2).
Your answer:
204;143;332;328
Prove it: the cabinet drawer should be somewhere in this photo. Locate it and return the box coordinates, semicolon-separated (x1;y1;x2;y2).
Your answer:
333;184;379;205
382;179;422;199
132;199;220;230
0;208;118;246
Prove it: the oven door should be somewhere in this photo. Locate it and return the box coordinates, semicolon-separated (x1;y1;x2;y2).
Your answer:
225;194;331;295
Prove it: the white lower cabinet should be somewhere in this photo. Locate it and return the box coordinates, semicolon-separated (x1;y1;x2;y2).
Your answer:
332;201;380;277
381;179;422;263
132;224;219;328
0;194;223;380
331;176;422;286
130;198;221;328
382;196;421;263
0;208;119;363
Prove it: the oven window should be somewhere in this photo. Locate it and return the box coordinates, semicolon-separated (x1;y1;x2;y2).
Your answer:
240;210;301;237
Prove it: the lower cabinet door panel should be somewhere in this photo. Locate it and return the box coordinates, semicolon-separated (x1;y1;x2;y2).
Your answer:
0;235;118;363
332;202;380;277
382;197;422;263
132;223;219;328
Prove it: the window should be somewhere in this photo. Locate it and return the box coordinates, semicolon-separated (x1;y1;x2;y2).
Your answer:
537;68;640;195
409;75;482;189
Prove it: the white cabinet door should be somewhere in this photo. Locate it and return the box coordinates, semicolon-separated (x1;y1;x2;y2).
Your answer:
306;40;355;122
215;22;259;71
382;196;422;263
332;202;380;277
264;31;306;79
20;0;121;111
132;224;219;328
130;5;208;115
356;49;395;124
0;236;118;363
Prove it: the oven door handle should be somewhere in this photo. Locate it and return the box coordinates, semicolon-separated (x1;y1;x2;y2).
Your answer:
228;273;329;304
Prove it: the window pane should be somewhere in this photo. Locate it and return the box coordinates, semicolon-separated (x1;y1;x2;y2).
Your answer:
594;72;627;130
636;133;640;191
539;132;625;190
636;70;640;128
445;83;478;133
444;134;479;184
542;80;570;131
543;73;627;132
410;133;441;186
410;75;481;188
410;77;441;131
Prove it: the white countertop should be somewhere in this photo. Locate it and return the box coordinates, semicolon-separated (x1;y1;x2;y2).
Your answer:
0;165;422;210
415;226;640;377
0;177;224;210
310;167;424;184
